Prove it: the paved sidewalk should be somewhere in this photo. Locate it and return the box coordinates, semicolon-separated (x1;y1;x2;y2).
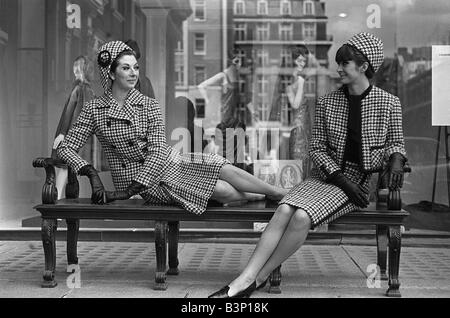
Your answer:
1;241;450;298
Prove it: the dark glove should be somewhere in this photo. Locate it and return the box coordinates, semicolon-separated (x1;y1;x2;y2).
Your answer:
79;165;106;205
328;171;369;208
388;153;406;190
105;181;146;203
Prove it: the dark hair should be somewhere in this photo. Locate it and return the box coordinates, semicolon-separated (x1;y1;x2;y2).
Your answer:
291;45;309;60
125;39;141;59
335;44;374;79
227;48;241;67
110;50;137;74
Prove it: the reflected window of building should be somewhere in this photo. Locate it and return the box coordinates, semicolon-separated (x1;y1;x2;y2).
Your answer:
279;23;293;41
259;103;269;121
257;75;268;97
281;94;290;125
280;0;292;16
256;49;269;66
194;33;206;54
194;0;206;21
304;0;315;15
195;98;205;118
234;0;246;15
234;23;247;41
303;22;316;40
257;0;268;15
281;48;293;67
256;23;270;41
236;49;246;66
195;65;206;85
175;65;184;87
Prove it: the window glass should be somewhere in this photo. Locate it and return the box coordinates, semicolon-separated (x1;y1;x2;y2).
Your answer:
0;0;449;233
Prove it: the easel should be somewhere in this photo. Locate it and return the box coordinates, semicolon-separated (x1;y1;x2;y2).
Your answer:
431;126;450;209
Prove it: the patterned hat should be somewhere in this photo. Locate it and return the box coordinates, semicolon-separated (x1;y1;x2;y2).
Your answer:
346;32;384;73
97;41;133;92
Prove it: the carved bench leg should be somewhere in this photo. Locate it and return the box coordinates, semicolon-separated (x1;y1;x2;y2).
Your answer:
376;225;388;281
167;221;180;276
41;218;58;288
66;219;79;268
386;226;402;297
154;221;168;290
268;265;282;294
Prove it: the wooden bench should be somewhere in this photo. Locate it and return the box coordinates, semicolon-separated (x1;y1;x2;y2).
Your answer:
32;157;410;297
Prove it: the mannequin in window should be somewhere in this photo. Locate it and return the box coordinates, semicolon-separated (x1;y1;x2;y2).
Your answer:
51;56;95;199
198;49;247;170
286;45;312;178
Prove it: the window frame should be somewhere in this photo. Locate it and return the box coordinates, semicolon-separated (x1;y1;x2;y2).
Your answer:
256;22;270;41
194;32;206;55
234;0;246;15
280;0;292;16
234;23;247;41
257;0;268;15
279;23;293;41
193;0;206;21
303;0;315;15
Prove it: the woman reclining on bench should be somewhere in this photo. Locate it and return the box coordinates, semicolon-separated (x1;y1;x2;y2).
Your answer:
209;32;408;298
57;40;288;216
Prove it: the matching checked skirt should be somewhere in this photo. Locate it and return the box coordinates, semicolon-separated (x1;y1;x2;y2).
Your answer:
141;149;230;215
280;162;371;229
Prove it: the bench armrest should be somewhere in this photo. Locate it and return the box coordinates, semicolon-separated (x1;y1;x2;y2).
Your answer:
33;157;79;204
376;162;411;210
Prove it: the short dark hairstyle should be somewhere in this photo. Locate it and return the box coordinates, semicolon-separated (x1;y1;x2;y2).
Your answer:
291;45;309;60
110;50;137;74
335;44;374;79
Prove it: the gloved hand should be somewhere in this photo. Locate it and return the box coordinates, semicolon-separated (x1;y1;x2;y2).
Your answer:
105;181;146;203
328;171;369;208
388;152;406;190
79;165;106;204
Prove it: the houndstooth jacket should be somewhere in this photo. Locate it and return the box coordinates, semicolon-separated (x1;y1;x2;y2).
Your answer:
309;85;407;180
57;88;170;191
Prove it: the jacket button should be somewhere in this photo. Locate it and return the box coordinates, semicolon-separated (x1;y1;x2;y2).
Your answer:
139;159;145;164
143;147;148;153
121;163;126;169
128;141;135;147
126;120;132;126
111;144;117;149
106;121;111;127
140;137;148;143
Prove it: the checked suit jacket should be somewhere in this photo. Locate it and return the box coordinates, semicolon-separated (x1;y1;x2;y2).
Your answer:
309;85;407;180
57;88;170;192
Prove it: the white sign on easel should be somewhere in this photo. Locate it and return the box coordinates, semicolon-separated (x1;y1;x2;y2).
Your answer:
432;45;450;126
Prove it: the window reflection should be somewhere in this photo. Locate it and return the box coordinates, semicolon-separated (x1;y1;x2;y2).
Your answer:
1;0;450;227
